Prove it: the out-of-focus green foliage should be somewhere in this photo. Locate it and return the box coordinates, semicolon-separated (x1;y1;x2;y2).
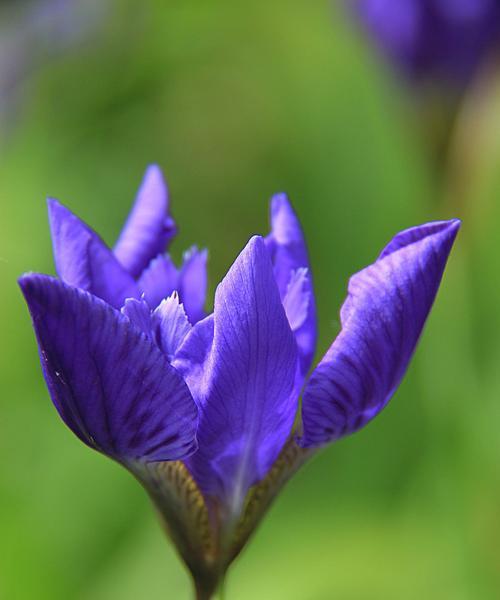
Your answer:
0;1;499;598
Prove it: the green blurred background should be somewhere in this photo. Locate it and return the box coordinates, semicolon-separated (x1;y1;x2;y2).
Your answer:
1;1;499;598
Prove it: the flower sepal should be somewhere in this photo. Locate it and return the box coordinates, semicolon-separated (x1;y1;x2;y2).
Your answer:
131;438;313;598
130;460;220;594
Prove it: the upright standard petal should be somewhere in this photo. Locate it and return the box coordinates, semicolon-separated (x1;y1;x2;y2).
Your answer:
114;165;176;278
19;274;198;462
138;248;208;320
174;237;298;515
138;254;179;309
47;198;139;309
179;247;208;324
300;220;460;447
266;194;317;377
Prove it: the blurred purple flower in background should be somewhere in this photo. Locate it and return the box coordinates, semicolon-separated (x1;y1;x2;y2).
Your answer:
19;166;459;597
0;0;110;127
351;0;500;88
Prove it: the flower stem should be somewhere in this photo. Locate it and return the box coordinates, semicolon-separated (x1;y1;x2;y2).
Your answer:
193;572;225;600
214;578;225;600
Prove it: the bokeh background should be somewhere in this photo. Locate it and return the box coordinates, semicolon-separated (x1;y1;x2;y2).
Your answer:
1;1;499;598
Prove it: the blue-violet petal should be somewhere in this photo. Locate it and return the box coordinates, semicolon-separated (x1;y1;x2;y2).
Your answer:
300;219;460;447
20;274;198;462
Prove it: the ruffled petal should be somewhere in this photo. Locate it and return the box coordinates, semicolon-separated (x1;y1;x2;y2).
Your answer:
174;237;298;515
300;220;460;447
114;165;176;278
47;198;139;309
19;274;198;462
152;292;192;360
266;194;317;377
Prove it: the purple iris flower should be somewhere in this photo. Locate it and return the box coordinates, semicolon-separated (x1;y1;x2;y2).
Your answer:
19;165;460;596
351;0;500;86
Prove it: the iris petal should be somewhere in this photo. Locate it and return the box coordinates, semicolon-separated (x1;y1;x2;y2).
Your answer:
121;297;153;337
174;236;298;515
114;165;176;278
47;198;139;309
137;248;208;320
19;274;198;462
152;292;192;360
179;247;208;324
173;314;214;404
138;254;179;309
282;268;311;332
300;219;460;447
266;194;317;377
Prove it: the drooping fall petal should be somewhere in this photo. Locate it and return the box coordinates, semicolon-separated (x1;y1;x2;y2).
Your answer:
19;274;198;462
300;219;460;447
